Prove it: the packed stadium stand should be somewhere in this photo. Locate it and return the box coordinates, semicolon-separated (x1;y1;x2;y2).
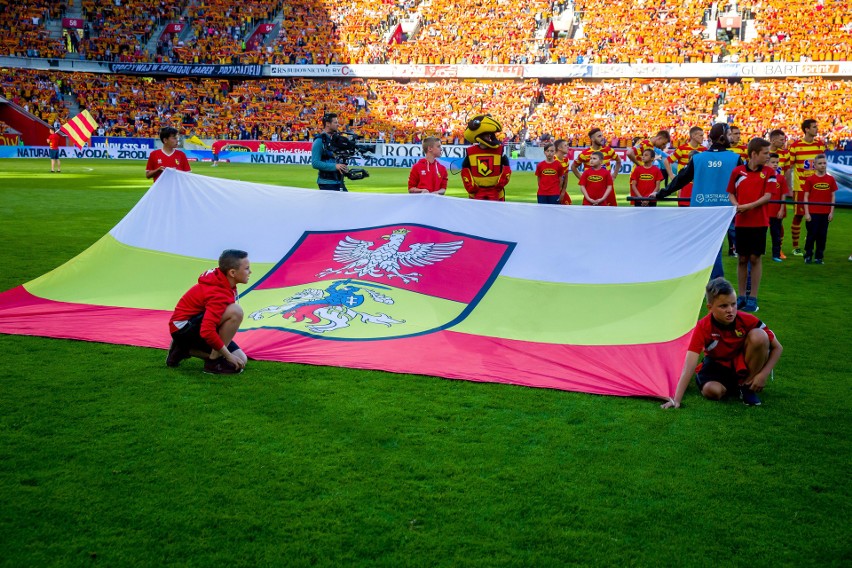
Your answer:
526;79;722;146
738;0;852;63
550;0;719;64
384;0;551;65
5;67;851;148
78;0;188;62
268;0;401;65
0;0;66;59
0;69;71;127
167;0;283;64
3;0;849;64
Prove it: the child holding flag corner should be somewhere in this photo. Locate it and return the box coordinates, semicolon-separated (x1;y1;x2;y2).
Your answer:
662;278;782;409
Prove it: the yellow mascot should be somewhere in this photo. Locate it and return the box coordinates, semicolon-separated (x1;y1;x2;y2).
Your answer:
460;114;512;201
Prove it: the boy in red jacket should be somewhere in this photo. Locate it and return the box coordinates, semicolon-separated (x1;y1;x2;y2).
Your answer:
167;249;251;374
408;137;448;194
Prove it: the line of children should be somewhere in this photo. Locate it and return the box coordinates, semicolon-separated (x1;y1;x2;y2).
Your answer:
532;133;838;272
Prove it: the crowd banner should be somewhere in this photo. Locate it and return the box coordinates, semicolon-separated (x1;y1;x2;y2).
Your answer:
110;63;263;77
267;62;852;79
2;146;115;159
1;57;850;78
0;145;616;174
0;169;735;399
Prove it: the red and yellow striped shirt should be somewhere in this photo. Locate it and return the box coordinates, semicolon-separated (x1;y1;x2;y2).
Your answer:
788;138;827;191
771;146;791;173
668;143;705;170
632;138;654;157
574;145;618;171
730;144;748;161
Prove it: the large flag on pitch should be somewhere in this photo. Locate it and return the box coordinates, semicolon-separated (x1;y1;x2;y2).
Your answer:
0;170;734;398
60;109;98;148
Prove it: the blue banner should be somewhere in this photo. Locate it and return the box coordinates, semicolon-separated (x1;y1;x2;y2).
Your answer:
90;137;155;149
110;63;263;77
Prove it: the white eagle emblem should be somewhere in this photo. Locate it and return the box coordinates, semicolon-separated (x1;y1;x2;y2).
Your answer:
317;228;463;284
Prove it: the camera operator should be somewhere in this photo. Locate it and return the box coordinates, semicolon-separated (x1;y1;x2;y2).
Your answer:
311;113;349;192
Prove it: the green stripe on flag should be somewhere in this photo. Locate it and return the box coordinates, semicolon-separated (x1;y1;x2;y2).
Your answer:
450;272;708;345
24;235;708;346
24;235;273;310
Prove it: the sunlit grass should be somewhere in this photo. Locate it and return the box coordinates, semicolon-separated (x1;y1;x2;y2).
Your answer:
0;158;849;567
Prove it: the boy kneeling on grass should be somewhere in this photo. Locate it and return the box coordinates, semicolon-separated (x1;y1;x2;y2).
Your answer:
662;277;782;409
166;249;251;375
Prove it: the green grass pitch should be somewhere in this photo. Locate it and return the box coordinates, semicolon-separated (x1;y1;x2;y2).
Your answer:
1;158;850;566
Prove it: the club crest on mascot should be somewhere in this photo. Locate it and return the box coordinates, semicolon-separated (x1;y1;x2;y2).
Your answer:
460;113;512;201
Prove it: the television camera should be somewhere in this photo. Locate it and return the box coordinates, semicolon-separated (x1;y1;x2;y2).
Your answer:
329;132;376;181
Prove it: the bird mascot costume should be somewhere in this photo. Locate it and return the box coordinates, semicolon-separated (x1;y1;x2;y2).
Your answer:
460;113;511;201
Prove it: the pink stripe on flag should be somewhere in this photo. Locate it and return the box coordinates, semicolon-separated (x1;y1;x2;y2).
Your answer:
0;287;685;398
0;286;169;348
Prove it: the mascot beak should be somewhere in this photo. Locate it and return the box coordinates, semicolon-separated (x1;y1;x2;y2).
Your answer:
464;114;504;149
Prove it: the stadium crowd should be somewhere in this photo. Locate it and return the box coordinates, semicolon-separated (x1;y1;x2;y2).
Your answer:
550;0;721;64
5;68;851;148
165;0;284;64
3;0;850;64
737;0;852;63
526;79;722;147
267;0;402;65
384;0;551;65
0;69;70;127
0;0;66;59
42;72;540;143
76;0;188;62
